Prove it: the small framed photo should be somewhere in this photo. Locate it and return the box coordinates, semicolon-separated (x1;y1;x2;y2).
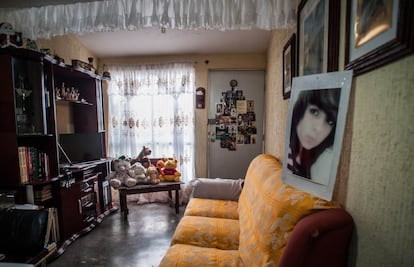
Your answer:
282;71;353;201
283;33;296;100
216;103;223;115
297;0;340;76
345;0;414;75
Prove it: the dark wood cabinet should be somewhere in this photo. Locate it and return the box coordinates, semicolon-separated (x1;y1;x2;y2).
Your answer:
57;178;84;240
0;48;59;187
0;48;112;248
56;162;110;241
52;63;105;134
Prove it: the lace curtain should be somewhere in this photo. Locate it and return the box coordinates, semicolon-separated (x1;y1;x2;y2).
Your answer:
0;0;296;40
107;62;195;204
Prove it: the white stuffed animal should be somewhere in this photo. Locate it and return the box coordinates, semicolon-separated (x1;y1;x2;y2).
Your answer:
108;159;137;188
130;162;149;184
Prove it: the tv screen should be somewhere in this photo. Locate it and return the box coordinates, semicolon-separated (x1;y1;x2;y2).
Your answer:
59;133;105;164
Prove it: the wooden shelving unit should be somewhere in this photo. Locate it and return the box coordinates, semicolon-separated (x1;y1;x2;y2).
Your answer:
56;99;94;106
0;47;113;251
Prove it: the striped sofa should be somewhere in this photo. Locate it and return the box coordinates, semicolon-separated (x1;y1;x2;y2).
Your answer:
159;154;353;267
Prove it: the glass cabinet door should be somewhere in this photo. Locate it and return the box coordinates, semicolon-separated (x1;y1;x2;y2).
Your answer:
12;57;46;135
96;80;105;132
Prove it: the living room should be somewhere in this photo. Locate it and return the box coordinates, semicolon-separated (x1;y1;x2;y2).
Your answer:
0;0;413;266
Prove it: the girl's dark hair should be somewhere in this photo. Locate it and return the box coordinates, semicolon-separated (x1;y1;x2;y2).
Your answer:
289;89;340;178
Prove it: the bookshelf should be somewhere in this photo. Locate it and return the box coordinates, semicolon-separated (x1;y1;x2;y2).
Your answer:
0;48;113;250
0;48;58;188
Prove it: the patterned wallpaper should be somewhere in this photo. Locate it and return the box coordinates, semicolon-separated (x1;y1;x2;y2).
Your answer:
265;18;414;267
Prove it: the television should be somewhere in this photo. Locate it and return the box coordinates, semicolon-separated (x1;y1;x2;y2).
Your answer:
58;133;105;164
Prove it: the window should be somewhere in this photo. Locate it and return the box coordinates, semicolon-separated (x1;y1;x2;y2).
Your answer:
107;63;195;181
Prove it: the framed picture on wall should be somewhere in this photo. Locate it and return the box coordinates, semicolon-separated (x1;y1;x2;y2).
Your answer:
283;33;296;100
282;71;353;201
345;0;414;76
297;0;340;76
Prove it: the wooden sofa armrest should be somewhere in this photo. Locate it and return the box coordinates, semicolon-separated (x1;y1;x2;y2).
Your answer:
278;208;353;267
192;178;244;201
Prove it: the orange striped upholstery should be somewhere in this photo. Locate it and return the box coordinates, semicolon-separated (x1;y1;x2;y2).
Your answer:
184;198;239;219
171;215;240;250
159;244;243;267
238;154;339;266
160;154;339;267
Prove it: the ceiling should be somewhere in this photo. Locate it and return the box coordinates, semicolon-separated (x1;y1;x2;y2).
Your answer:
76;28;271;58
1;0;272;58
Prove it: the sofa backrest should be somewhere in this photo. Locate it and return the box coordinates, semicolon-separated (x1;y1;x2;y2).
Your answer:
278;208;353;267
237;154;340;266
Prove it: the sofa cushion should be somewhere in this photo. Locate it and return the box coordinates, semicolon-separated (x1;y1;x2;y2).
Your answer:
192;178;244;201
159;244;242;267
238;154;340;266
184;198;239;220
171;215;240;250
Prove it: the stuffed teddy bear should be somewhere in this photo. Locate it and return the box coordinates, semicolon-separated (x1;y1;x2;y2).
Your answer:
108;158;137;188
160;158;181;182
130;162;149;184
146;166;160;184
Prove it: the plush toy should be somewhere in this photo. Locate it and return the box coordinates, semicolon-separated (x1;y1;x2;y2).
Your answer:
160;158;181;182
139;157;152;169
139;146;152;158
146;166;160;184
130;162;149;184
156;159;165;173
131;146;152;166
108;158;137;188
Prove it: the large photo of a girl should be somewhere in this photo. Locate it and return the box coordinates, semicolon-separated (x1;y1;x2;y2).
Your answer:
283;71;353;200
287;88;339;185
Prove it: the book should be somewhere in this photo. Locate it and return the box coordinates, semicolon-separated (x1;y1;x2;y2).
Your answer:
34;184;53;202
18;146;28;183
17;146;50;183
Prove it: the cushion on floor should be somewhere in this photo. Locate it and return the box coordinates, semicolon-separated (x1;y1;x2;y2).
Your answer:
184;197;239;220
171;215;240;250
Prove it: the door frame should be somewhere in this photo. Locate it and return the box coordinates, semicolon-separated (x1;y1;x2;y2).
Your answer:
207;69;266;178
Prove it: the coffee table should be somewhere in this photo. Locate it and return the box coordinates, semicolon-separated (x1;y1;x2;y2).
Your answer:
118;181;183;218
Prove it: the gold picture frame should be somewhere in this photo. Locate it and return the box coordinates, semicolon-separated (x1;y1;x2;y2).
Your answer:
283;33;296;100
345;0;414;75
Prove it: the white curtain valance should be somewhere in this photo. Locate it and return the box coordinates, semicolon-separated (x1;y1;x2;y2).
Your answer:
108;62;196;96
0;0;295;40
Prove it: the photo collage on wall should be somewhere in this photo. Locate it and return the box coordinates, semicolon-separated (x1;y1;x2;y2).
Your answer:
215;79;257;151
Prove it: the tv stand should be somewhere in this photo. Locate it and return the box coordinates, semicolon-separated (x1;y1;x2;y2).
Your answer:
60;159;107;169
56;160;114;243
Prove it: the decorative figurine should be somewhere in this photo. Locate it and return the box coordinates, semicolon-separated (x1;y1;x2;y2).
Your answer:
60;82;66;99
55;87;61;100
0;22;23;48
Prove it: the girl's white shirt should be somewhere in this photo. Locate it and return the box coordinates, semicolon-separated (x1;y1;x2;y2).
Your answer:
310;147;333;185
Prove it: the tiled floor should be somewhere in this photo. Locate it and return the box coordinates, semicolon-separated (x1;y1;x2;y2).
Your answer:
48;201;184;267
